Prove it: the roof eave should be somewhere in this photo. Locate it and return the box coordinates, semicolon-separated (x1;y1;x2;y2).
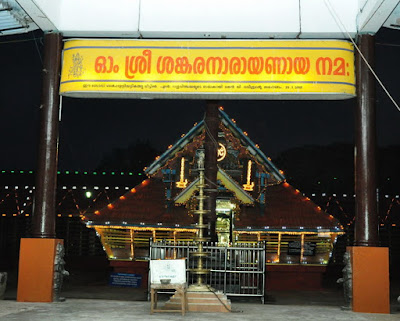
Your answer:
219;109;285;182
145;120;204;175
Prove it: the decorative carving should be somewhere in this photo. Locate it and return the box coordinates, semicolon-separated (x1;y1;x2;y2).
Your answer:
0;272;7;300
217;143;227;161
53;243;69;302
176;157;188;188
243;160;255;191
337;252;352;309
68;53;84;78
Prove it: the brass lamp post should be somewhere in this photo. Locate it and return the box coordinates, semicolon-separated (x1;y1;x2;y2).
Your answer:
189;151;211;291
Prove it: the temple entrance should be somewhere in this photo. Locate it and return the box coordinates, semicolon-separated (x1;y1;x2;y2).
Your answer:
215;198;235;244
22;34;388;311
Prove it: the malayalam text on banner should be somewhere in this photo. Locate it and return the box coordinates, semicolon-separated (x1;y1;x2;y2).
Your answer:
60;39;355;100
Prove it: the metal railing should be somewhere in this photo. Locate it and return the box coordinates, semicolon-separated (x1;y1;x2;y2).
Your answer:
150;240;265;303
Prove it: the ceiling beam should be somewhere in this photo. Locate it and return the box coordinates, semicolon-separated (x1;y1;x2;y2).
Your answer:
15;0;56;31
357;0;400;33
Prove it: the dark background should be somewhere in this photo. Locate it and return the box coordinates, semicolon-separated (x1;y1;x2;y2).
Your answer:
0;29;399;174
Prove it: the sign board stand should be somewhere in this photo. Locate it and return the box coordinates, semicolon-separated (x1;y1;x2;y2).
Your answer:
150;283;187;316
149;259;187;315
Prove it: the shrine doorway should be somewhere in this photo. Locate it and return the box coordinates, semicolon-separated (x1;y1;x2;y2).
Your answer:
215;198;235;244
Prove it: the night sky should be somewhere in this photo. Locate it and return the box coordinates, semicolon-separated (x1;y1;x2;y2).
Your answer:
1;29;399;171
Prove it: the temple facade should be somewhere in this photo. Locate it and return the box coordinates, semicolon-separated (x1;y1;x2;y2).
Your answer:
85;107;344;271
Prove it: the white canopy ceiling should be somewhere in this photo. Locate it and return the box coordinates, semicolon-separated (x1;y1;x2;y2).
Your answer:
1;0;399;38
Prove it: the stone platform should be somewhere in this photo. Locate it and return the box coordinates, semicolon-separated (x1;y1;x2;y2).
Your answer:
164;290;231;313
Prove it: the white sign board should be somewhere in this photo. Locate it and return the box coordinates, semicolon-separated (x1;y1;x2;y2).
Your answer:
150;259;186;284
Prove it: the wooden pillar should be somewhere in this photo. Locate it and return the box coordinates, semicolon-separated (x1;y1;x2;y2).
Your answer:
204;101;219;242
32;32;63;238
354;34;378;247
18;32;63;302
349;34;389;314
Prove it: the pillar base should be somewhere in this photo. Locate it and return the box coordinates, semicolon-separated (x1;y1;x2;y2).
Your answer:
348;246;390;314
17;238;63;302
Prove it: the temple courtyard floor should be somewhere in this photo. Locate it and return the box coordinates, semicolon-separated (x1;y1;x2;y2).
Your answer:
1;268;399;320
0;297;399;321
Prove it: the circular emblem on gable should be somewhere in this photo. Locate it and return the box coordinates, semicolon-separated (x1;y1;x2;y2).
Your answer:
217;143;227;162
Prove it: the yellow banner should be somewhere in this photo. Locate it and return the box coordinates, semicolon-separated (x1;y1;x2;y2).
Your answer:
60;39;355;99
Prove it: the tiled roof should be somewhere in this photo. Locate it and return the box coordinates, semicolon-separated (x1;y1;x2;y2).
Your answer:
86;178;341;232
85;179;196;228
236;183;341;231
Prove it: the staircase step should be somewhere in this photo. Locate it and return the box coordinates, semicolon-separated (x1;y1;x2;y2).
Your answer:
188;302;231;313
164;302;231;313
168;297;230;304
163;290;231;313
183;292;227;299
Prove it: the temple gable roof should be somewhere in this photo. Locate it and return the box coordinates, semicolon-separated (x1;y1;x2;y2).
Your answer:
85;108;342;233
218;109;284;182
145;108;285;182
145;120;204;175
